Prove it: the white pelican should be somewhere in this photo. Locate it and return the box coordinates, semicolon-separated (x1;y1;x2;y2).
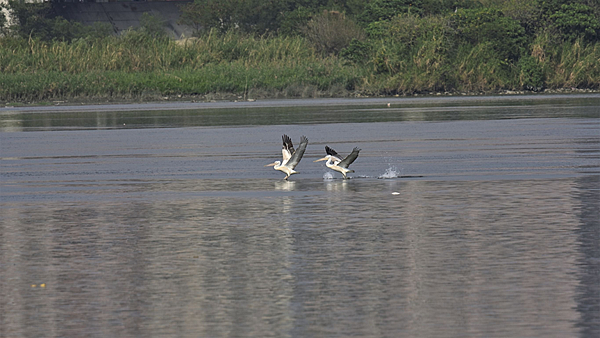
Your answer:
265;134;309;180
314;145;361;179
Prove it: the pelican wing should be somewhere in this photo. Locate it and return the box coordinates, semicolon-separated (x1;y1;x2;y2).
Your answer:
325;146;343;163
281;134;295;164
338;147;361;168
286;136;308;169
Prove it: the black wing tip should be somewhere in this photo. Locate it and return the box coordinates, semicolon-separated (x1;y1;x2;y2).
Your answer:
282;134;293;147
300;135;308;143
353;147;361;153
325;145;338;156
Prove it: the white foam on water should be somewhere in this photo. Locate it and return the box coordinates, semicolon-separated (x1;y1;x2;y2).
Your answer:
378;166;401;179
323;172;334;180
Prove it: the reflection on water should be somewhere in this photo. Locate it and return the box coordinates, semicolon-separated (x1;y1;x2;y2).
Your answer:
1;178;598;337
1;94;599;131
1;96;599;337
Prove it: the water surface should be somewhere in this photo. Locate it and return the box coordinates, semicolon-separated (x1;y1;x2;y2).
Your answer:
1;95;599;337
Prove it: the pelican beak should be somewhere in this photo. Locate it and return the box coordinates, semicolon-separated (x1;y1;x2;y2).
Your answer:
314;157;328;162
264;162;277;167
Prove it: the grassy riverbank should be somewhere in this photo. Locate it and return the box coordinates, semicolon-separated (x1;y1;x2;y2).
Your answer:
0;32;359;103
1;29;599;104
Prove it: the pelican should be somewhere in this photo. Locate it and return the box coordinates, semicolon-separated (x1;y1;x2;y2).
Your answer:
314;145;361;179
265;134;309;180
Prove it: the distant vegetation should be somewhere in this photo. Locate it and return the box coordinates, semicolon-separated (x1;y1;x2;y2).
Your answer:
0;0;598;103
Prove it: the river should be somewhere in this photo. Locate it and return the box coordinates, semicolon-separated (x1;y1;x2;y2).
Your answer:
1;94;599;337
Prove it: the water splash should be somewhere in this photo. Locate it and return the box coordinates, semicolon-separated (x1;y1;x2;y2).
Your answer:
323;172;334;180
378;166;401;179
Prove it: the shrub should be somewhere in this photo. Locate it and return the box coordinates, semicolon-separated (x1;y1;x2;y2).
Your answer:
537;0;568;19
139;13;167;39
179;0;287;35
87;22;114;40
179;0;239;34
303;11;366;55
377;14;450;48
340;39;371;64
497;0;539;36
357;0;423;26
452;8;527;61
518;54;545;90
278;6;313;36
420;0;482;15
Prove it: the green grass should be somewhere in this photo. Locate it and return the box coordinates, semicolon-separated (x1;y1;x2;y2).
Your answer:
0;30;598;103
0;62;367;101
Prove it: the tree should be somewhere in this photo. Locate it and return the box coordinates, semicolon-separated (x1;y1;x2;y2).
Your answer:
0;3;7;36
549;3;599;42
180;0;291;35
7;0;53;40
452;8;527;61
357;0;424;25
4;0;112;41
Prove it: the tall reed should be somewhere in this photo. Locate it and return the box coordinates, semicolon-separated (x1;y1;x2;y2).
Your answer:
0;28;598;102
0;30;320;74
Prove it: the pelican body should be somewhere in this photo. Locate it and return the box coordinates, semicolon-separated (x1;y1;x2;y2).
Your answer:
315;146;361;179
265;135;309;180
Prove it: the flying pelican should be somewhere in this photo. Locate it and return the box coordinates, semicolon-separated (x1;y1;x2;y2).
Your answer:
265;134;309;180
314;145;361;179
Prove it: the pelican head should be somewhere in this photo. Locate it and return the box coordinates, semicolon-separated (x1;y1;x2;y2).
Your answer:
314;156;330;162
265;161;281;168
